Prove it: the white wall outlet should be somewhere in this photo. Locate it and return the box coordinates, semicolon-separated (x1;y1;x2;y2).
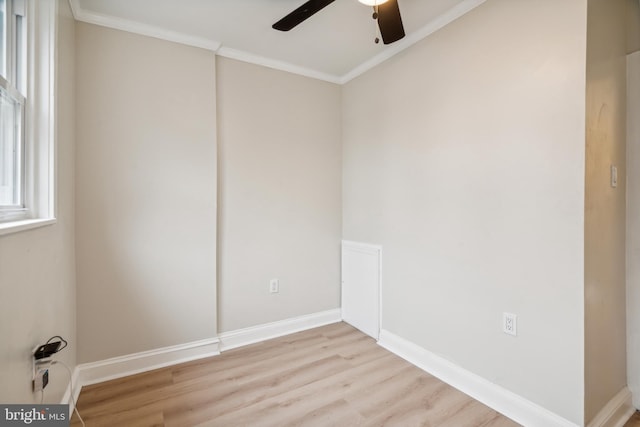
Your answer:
611;165;618;188
269;279;279;293
503;312;517;336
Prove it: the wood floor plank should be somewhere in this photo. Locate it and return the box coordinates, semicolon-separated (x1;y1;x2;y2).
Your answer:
71;404;164;427
79;338;354;419
625;412;640;427
201;353;406;427
72;322;521;427
356;378;450;426
77;368;174;407
163;355;354;426
480;413;526;427
436;399;502;427
345;365;450;419
280;399;364;427
172;334;329;384
172;328;363;386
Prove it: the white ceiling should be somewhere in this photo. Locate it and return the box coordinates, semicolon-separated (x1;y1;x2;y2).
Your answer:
71;0;485;83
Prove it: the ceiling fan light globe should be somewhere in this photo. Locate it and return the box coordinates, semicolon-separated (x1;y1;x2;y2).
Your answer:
358;0;389;6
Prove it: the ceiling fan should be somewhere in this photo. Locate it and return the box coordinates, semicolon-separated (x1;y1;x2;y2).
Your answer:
272;0;405;45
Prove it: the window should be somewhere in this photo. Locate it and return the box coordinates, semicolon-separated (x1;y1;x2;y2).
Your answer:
0;0;56;234
0;83;24;211
0;0;25;220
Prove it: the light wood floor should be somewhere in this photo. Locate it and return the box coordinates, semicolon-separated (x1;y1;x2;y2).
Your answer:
626;412;640;427
71;322;520;426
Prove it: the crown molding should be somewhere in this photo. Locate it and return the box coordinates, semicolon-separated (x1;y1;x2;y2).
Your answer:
67;0;485;85
339;0;487;84
216;47;343;84
68;0;221;52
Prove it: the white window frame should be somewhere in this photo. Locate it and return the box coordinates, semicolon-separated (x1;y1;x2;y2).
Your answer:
0;76;26;219
0;0;56;235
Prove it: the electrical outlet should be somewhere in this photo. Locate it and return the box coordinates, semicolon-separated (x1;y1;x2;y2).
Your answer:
32;346;53;393
503;312;517;336
33;367;49;392
269;279;279;294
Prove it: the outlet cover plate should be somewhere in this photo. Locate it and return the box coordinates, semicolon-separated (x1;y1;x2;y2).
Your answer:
503;312;517;336
269;279;279;293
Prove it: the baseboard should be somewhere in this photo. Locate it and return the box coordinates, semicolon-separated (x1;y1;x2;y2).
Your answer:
587;388;635;427
219;308;342;351
378;329;579;427
76;337;220;387
61;309;341;405
60;364;81;415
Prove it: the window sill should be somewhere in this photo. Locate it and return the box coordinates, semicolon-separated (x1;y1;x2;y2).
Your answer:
0;218;57;237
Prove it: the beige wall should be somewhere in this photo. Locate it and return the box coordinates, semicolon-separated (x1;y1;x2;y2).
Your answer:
75;23;218;362
584;0;628;422
216;57;342;332
342;0;587;423
0;0;77;404
628;0;640;54
627;51;640;409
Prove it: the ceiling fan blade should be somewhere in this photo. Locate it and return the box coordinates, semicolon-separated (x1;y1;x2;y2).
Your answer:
272;0;336;31
377;0;405;44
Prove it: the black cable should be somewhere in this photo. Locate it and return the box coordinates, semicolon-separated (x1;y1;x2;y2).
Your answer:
45;335;68;353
